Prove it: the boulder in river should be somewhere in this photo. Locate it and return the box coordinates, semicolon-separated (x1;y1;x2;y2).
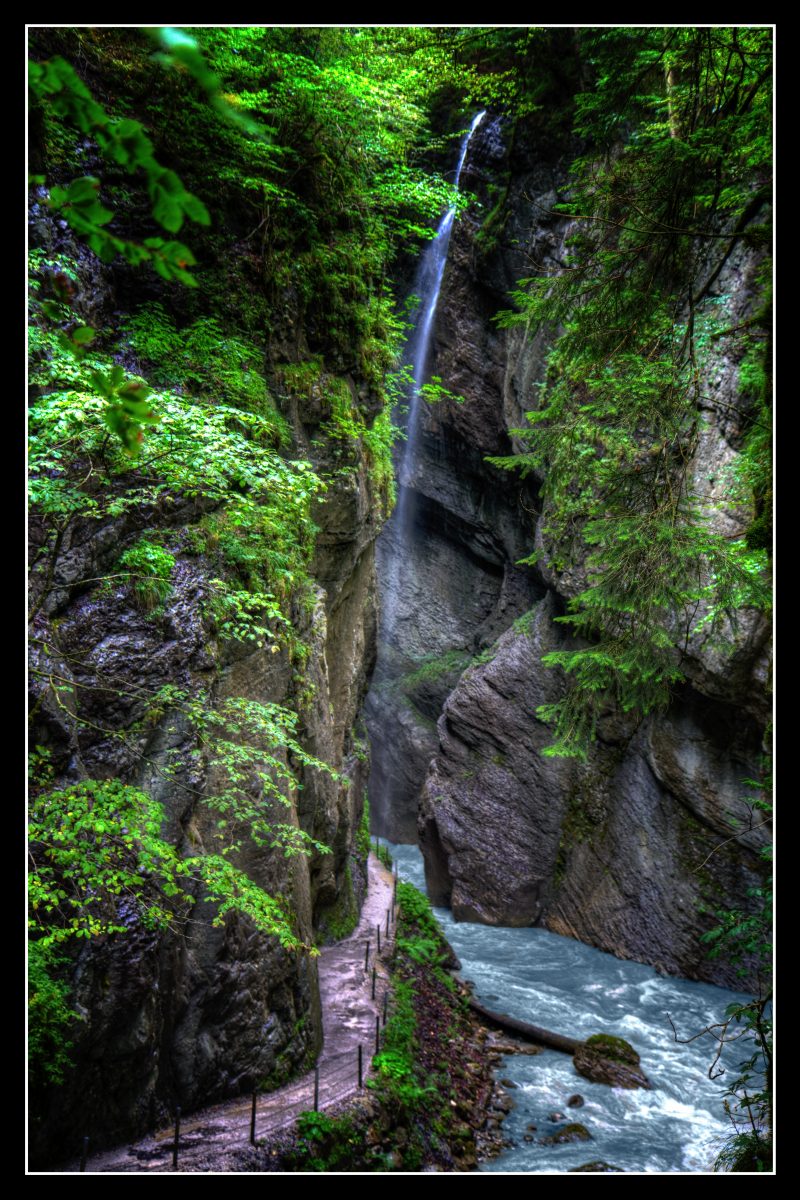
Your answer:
573;1034;652;1090
569;1161;624;1173
540;1123;592;1145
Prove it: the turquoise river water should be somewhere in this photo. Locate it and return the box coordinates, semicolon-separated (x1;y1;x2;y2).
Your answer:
387;841;749;1174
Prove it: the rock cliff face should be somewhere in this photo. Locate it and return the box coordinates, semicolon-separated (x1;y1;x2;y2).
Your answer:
28;234;382;1162
366;115;771;989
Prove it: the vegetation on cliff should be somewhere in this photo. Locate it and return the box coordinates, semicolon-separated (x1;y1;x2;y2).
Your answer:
28;25;772;1171
487;27;772;1170
27;25;463;1113
491;27;772;757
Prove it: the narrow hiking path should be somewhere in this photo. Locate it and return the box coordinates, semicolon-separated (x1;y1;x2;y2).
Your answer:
58;854;396;1174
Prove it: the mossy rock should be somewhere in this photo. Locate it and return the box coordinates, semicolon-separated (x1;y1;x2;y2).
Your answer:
540;1122;592;1146
573;1034;652;1090
569;1161;624;1173
584;1034;640;1065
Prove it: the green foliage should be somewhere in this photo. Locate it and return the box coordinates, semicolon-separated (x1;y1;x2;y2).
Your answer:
376;842;393;871
28;269;162;458
29;52;209;277
28;328;332;1086
394;882;451;967
368;879;460;1159
206;581;288;649
397;650;471;695
147;685;337;860
121;304;290;441
29;328;323;629
28;26;510;1108
372;978;430;1108
714;1128;772;1173
512;608;538;636
194;854;308;948
28;942;79;1089
491;26;772;756
710;994;772;1174
356;796;371;860
321;863;359;942
291;1110;379;1171
695;768;772;1173
119;539;175;610
28;778;188;948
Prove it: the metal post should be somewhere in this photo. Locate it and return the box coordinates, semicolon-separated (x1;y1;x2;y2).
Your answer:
377;924;381;954
173;1106;181;1170
383;991;388;1026
371;966;376;1000
79;1136;89;1172
386;908;390;936
358;1044;363;1089
250;1091;257;1145
364;941;370;971
375;1015;380;1053
314;1066;319;1112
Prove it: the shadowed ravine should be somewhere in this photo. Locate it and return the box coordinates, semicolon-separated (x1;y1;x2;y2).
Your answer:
27;27;771;1175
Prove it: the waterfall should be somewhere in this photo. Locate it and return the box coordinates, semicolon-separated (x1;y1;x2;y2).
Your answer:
381;109;485;641
367;111;485;838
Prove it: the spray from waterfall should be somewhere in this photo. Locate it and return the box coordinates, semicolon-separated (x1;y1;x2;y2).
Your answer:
364;112;486;840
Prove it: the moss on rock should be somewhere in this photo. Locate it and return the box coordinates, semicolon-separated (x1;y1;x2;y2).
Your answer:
573;1034;652;1090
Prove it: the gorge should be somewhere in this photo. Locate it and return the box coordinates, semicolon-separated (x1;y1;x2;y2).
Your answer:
28;26;772;1174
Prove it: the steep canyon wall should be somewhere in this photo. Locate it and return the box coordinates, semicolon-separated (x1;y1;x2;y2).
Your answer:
366;114;771;990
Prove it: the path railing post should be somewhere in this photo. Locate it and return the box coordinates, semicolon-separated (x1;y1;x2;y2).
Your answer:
173;1106;181;1171
377;924;381;954
383;991;388;1026
364;940;370;972
371;966;376;1000
358;1044;363;1089
375;1015;380;1054
386;908;390;936
250;1091;257;1145
314;1066;319;1112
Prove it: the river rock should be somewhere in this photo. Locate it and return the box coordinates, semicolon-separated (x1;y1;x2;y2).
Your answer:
567;1094;585;1108
569;1161;624;1173
540;1123;592;1145
573;1035;652;1090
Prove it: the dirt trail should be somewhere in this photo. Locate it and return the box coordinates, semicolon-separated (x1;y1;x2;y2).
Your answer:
58;854;396;1174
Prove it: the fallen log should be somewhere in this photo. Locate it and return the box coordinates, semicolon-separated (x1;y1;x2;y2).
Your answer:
468;997;582;1054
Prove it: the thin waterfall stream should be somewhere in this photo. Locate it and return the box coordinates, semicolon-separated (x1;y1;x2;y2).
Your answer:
380;109;486;649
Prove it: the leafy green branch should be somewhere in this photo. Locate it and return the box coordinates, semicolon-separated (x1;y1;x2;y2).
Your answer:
29;54;210;273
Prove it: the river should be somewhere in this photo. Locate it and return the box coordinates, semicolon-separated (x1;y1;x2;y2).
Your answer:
387;841;748;1174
